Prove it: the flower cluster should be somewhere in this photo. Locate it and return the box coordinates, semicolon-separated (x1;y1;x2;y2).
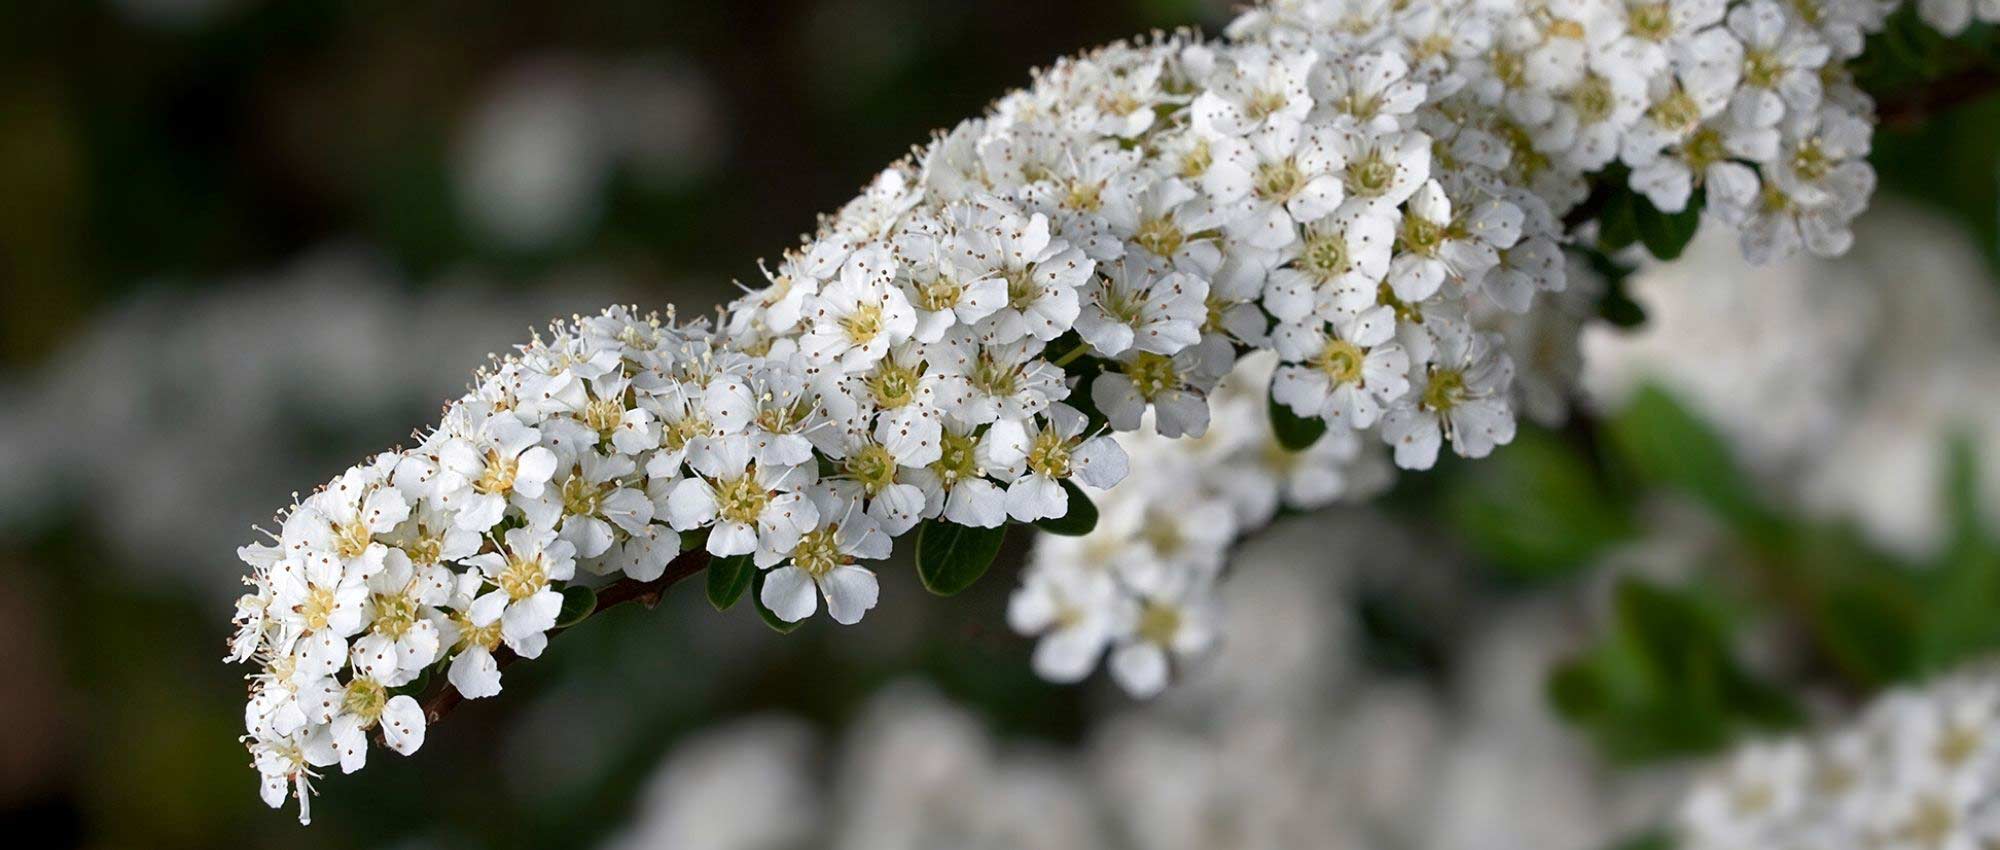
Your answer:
1010;352;1391;696
229;0;1955;823
1679;667;2000;849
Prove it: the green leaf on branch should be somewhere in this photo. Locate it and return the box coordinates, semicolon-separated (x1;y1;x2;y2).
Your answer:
750;570;804;634
1267;390;1326;451
916;519;1008;596
555;584;597;629
1635;189;1705;261
706;554;755;611
1550;577;1802;762
1033;480;1099;536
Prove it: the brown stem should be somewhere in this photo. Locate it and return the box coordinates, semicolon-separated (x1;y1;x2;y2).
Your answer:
419;547;713;724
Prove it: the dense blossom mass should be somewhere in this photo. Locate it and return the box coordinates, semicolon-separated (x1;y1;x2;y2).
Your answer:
1678;667;2000;849
227;0;1992;823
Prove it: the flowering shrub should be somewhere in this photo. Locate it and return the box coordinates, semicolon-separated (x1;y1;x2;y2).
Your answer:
226;0;1999;824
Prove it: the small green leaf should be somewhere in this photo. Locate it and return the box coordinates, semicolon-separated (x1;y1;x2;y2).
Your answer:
555;584;597;629
751;571;804;634
1595;185;1640;252
706;554;755;611
1605;385;1782;543
1267;389;1326;451
1635;190;1705;261
916;519;1008;596
1033;480;1099;536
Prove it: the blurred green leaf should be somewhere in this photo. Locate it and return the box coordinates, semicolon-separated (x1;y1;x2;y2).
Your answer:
1604;385;1783;543
1267;390;1326;451
1447;429;1634;580
916;519;1008;596
1033;480;1100;536
1636;189;1704;261
1551;578;1801;762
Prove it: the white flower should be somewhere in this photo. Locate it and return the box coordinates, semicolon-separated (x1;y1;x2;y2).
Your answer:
665;435;818;557
1381;323;1516;468
437;415;558;531
284;456;410;569
1007;564;1128;682
902;418;1012;528
1098;177;1224;271
756;487;893;625
1607;0;1729;80
1192;45;1316;137
462;526;577;659
1108;571;1217;698
985;404;1130;522
1203;118;1347;250
823;416;932;537
800;247;917;372
1074;257;1209;357
929;329;1068;425
1271;305;1410;430
1387;179;1523;302
1726;1;1829;123
1332;128;1430;214
1092;344;1230;438
895;219;1009;343
521;452;653;562
1263;204;1398;321
1311;49;1425;132
350;548;449;686
953;204;1094;344
270;551;372;679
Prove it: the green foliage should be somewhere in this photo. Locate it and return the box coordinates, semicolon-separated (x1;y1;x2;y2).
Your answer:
1267;389;1327;451
706;554;755;612
1549;577;1803;762
1033;480;1100;536
1636;189;1704;261
1446;429;1634;581
1577;247;1647;328
555;584;598;629
1547;390;2000;763
915;519;1009;596
1603;385;1782;544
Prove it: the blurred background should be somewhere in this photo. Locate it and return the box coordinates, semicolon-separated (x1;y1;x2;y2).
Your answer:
3;1;1999;848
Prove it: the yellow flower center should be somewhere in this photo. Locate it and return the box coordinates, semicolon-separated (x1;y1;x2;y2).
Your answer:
1313;338;1367;385
473;449;519;496
1629;3;1673;41
497;550;549;602
343;677;388;723
792;526;850;578
845;444;900;496
931;430;983;485
1253;157;1306;202
1423;369;1467;412
840;304;885;347
1135;215;1187;258
300;586;338;632
1124;352;1181;399
1345;152;1396;198
715;472;772;527
1026;428;1075;479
